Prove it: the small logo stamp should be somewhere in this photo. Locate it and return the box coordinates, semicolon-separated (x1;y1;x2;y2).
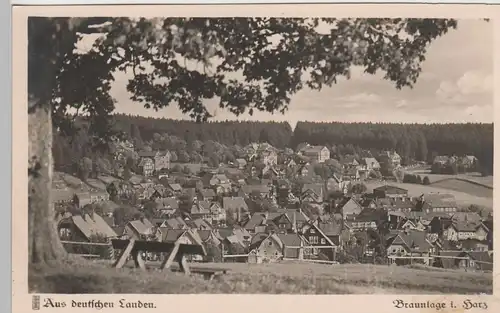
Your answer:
32;295;40;311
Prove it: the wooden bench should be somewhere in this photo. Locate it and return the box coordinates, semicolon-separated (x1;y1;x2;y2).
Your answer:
111;239;207;274
171;266;230;280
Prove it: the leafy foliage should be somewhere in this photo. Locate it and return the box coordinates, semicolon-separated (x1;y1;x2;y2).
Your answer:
31;17;460;142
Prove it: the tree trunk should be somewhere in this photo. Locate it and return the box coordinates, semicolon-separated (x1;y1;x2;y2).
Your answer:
28;104;67;264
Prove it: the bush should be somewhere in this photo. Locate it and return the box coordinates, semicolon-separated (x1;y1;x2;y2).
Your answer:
423;176;431;185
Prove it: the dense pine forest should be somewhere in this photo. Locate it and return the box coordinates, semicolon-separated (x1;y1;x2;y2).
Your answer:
53;114;494;174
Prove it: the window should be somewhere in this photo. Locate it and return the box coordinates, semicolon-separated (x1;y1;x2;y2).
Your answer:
310;236;319;244
310;229;316;234
320;238;326;244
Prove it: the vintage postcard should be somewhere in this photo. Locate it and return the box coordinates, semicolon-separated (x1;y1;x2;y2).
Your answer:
12;3;499;313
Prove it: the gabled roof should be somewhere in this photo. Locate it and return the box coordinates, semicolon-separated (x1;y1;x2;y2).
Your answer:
162;229;187;242
223;197;248;211
243;214;266;230
191;201;211;215
168;183;183;191
198;188;216;198
138;150;157;158
52;188;75;203
373;185;408;194
451;221;488;232
163;217;188;229
318;221;343;237
127;218;156;236
70;213;117;240
241;184;271;195
302;183;324;197
193;218;213;230
361;157;380;167
387;230;433;253
155;197;179;210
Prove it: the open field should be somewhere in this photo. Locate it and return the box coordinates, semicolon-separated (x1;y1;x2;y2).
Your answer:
364;181;493;210
431;179;493;198
29;261;492;294
403;169;493;188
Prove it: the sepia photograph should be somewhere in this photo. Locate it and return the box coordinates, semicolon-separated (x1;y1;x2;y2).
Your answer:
22;7;494;298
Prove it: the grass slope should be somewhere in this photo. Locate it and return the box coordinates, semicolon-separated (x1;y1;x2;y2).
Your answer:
431;179;493;198
29;261;492;295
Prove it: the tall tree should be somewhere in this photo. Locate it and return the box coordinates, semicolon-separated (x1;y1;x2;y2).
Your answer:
28;17;461;265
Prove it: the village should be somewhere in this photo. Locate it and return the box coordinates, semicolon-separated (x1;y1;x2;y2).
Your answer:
52;139;494;272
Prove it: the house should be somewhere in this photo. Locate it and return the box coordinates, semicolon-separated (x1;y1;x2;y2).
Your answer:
361;157;381;171
461;155;478;168
73;192;92;208
443;220;489;242
161;228;205;261
334;197;363;219
124;218;161;241
52;188;76;206
341;155;360;168
154;151;171;172
198;229;221;246
107;181;134;198
166;183;183;195
387;211;409;229
299;145;330;163
379;151;402;167
301;221;337;259
433;156;450;165
414;194;457;214
243;209;309;234
240;184;271;199
216;227;252;247
386;229;436;265
456;239;489;252
138;150;156;176
301;183;325;203
234;158;247;169
297;162;313;178
152;198;177;217
342;167;360;182
318;221;351;248
428;215;453;236
208;202;226;224
260;150;278;167
161;217;188;230
57;213;118;242
277;233;310;259
190;200;212;220
436;250;474;270
187;218;213;231
247;233;285;263
202;173;232;194
348;207;387;231
223;196;249;223
373;185;408;199
198;188;216;201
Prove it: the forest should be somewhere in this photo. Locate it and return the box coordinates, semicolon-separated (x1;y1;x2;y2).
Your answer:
52;114;494;175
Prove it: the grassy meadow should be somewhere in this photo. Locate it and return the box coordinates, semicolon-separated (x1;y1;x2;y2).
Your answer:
29;260;492;295
364;181;493;210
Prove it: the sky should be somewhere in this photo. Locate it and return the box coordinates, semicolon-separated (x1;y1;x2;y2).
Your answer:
96;19;493;128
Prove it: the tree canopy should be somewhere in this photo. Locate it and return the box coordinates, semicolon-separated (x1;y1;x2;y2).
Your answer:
30;17;460;142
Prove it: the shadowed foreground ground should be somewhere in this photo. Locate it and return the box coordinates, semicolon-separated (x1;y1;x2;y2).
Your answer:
29;260;493;294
